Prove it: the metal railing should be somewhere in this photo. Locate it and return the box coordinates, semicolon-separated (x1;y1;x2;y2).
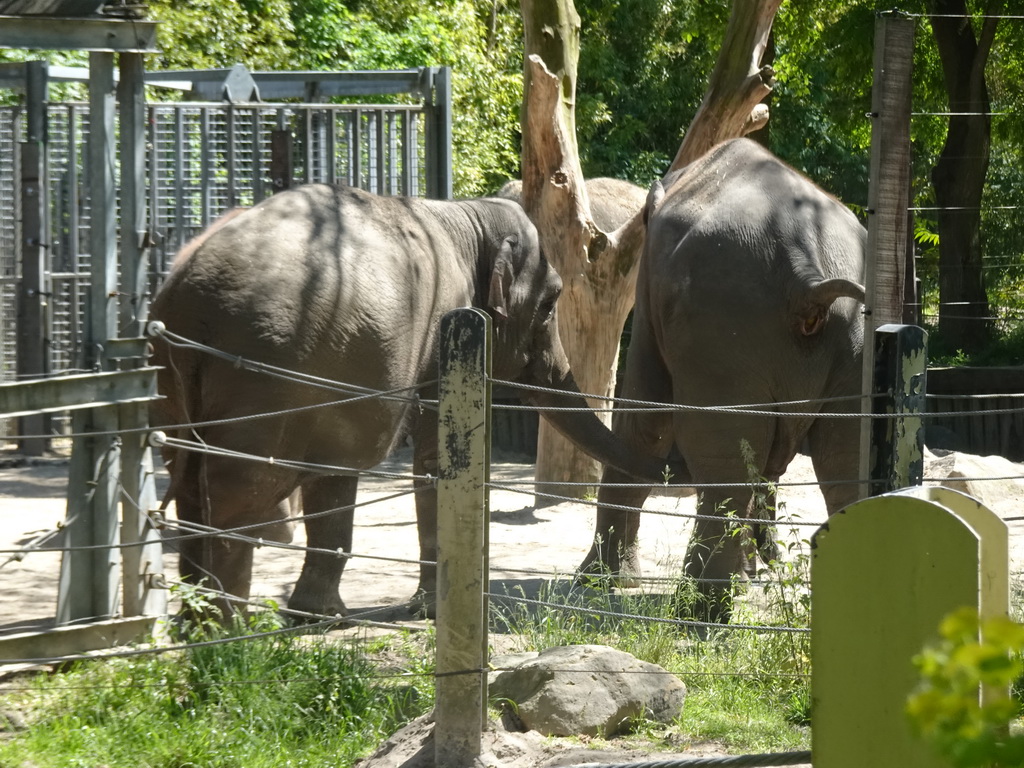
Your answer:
0;66;452;443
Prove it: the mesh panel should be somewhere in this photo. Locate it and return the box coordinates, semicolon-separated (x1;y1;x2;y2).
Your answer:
0;108;20;388
1;99;430;446
148;104;427;276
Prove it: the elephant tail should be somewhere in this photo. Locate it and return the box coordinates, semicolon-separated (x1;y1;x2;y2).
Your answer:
150;335;206;515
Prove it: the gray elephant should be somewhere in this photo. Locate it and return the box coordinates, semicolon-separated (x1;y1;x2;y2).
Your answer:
149;184;673;620
578;138;867;621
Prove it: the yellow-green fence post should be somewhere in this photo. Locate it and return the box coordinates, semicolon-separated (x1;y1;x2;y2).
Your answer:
811;489;1008;767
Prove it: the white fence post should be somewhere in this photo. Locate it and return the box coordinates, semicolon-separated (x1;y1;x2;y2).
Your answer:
811;489;1008;767
435;307;491;767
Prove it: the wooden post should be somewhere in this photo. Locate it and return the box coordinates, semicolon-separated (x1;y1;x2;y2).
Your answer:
435;307;490;768
811;490;1008;768
859;13;915;494
867;324;927;496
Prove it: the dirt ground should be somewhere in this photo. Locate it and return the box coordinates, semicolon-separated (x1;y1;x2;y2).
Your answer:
0;447;832;635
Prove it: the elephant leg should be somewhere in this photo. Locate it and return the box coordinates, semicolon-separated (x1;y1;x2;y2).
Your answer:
578;466;659;587
578;300;675;587
807;410;862;515
177;535;254;621
287;473;357;619
412;419;440;617
174;451;292;621
676;416;775;623
682;485;753;623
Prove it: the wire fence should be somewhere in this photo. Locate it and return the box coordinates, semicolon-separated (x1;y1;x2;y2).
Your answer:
2;326;1023;667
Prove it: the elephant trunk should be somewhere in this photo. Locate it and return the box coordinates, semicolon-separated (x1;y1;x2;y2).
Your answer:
520;360;685;485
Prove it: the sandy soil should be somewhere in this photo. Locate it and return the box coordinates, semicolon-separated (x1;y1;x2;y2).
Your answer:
0;447;831;635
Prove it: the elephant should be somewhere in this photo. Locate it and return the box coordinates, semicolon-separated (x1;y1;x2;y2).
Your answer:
577;138;867;621
148;183;675;621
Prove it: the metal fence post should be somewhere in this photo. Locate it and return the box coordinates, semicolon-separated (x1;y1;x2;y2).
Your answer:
57;52;122;624
424;66;453;200
270;129;293;192
859;12;915;494
117;53;149;338
119;396;165;618
57;407;121;624
435;307;491;768
17;60;50;454
867;323;927;496
114;53;164;618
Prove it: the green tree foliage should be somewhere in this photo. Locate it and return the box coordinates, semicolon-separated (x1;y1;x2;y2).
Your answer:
146;0;523;197
574;0;727;184
290;0;524;196
908;607;1024;767
770;2;876;203
147;0;296;71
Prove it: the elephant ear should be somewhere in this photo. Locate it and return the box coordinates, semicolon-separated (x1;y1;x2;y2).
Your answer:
797;278;866;336
488;236;518;320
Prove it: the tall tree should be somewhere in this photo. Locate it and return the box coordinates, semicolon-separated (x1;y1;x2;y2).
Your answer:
147;0;523;198
520;0;780;498
930;0;1000;354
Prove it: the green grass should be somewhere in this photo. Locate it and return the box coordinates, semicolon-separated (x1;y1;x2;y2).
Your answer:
0;546;817;766
0;608;434;768
490;548;814;756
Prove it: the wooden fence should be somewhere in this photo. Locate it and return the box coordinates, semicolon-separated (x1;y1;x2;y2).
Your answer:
927;366;1024;460
493;365;1024;464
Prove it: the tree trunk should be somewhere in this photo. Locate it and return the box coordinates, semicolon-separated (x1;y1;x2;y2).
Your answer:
520;0;781;503
931;0;999;355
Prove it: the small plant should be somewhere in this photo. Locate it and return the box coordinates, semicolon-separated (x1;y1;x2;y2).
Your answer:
0;587;432;768
908;607;1024;768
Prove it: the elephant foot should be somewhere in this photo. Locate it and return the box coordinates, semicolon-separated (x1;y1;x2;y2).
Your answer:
674;579;734;627
755;524;780;566
575;542;642;590
409;588;437;620
169;601;233;638
740;520;780;577
286;582;348;622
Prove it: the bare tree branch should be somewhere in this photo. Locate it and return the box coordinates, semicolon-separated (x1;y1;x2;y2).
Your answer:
669;0;781;172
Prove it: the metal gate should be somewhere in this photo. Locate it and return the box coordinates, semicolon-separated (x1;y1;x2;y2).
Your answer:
0;66;452;440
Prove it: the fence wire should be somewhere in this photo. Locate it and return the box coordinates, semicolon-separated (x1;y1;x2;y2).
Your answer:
3;314;1024;739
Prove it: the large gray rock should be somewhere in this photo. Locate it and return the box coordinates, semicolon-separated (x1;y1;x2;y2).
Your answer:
489;644;686;738
925;449;1024;517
